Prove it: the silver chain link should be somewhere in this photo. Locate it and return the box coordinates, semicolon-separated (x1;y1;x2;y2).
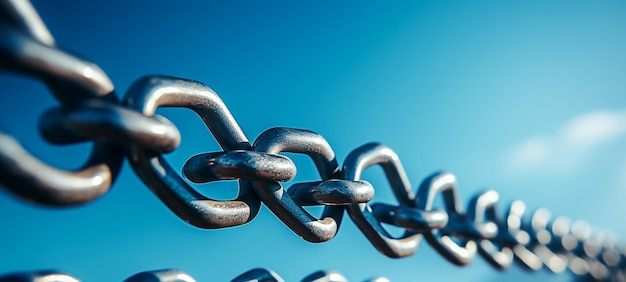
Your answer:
0;268;388;282
1;1;625;281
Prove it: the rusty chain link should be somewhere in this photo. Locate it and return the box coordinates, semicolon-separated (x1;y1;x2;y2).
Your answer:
1;1;625;281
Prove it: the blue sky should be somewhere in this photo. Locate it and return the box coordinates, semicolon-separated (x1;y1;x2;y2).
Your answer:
1;1;626;281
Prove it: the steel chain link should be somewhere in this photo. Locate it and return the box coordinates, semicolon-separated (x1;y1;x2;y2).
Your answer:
1;1;625;281
0;268;387;282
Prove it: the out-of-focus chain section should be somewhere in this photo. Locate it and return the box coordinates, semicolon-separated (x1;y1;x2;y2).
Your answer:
0;0;624;281
0;268;382;282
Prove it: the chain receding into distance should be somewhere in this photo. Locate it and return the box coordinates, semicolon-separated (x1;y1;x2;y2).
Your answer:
0;1;624;281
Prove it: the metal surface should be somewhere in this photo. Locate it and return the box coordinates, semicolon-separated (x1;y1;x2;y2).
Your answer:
524;208;568;273
230;268;285;282
301;270;348;282
124;270;196;282
504;200;544;271
343;142;430;258
0;0;122;206
362;278;390;282
2;0;626;281
0;270;81;282
416;172;479;265
467;190;514;270
0;269;388;282
251;127;364;243
288;179;373;206
40;100;181;153
184;151;297;183
124;75;261;229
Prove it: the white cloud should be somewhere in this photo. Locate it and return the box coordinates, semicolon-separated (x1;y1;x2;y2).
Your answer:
508;109;626;170
560;111;626;149
509;137;550;168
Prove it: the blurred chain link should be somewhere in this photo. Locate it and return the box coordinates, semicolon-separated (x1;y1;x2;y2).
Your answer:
0;268;383;282
1;0;625;281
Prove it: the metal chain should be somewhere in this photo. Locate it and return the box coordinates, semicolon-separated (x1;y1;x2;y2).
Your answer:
0;268;388;282
1;1;624;281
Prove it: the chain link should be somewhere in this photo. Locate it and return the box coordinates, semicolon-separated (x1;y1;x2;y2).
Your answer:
0;268;388;282
1;0;625;281
0;0;125;206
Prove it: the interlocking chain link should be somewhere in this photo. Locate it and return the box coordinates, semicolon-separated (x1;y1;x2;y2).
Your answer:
0;268;388;282
0;0;124;206
1;1;625;281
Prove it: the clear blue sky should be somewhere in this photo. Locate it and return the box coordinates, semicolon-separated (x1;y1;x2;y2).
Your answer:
1;1;626;281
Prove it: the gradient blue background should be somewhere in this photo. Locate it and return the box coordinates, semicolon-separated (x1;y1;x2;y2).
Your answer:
1;1;626;281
